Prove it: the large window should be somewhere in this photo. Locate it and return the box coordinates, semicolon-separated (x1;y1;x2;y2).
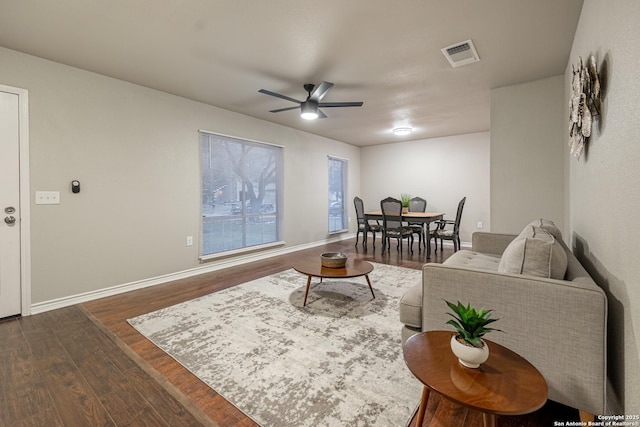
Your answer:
200;131;283;257
328;156;348;233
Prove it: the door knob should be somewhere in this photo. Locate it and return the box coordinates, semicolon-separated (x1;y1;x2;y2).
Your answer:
4;216;16;225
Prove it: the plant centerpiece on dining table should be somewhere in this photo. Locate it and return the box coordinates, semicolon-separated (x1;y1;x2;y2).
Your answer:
400;194;411;213
445;300;501;368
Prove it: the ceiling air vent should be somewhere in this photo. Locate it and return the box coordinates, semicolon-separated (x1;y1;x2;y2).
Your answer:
441;39;480;68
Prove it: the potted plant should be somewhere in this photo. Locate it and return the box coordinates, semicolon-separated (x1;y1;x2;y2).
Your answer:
400;193;411;213
445;300;501;368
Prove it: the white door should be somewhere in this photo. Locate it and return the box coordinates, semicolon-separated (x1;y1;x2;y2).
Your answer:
0;89;22;318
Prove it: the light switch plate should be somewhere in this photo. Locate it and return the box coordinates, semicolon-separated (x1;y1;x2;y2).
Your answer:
35;191;60;205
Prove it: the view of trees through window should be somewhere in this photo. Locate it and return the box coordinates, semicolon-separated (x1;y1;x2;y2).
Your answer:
328;156;348;233
200;132;282;256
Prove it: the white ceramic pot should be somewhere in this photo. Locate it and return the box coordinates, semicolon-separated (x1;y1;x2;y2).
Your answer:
450;335;489;368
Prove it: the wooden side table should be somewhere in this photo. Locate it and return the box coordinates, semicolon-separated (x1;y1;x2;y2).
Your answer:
403;331;548;427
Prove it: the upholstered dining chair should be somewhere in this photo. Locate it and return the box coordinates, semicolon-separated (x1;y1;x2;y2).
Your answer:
354;196;381;249
380;197;414;256
433;196;466;252
408;196;427;250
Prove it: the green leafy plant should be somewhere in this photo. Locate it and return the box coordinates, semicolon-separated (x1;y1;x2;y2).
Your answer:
400;193;411;208
445;300;501;348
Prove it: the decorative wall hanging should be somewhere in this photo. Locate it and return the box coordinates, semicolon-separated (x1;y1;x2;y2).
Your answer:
569;55;601;160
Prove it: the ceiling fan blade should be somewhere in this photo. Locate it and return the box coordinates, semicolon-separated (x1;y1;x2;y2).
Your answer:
308;81;334;102
317;109;328;119
258;89;302;105
269;105;300;113
318;101;364;108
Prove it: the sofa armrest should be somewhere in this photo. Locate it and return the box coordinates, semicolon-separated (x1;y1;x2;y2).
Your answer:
471;232;517;255
422;263;607;415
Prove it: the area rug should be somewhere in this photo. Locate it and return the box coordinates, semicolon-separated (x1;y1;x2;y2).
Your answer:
127;262;423;426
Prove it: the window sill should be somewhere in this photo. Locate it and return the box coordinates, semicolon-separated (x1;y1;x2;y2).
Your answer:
199;240;286;262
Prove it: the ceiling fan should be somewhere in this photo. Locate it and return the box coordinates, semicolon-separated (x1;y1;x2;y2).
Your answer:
258;82;363;120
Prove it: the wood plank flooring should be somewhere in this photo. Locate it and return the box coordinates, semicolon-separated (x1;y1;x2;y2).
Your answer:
1;237;583;426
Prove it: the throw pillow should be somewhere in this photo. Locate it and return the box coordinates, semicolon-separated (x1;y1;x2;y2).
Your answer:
498;225;568;279
526;218;563;242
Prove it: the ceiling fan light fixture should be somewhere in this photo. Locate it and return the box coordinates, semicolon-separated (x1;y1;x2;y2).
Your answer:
300;101;319;120
393;127;413;136
259;82;362;120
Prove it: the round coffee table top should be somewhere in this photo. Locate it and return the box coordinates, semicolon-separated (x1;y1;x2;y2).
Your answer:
403;331;548;416
292;258;373;279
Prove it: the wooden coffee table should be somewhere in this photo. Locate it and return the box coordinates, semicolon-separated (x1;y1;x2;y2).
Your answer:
403;331;547;427
292;258;374;306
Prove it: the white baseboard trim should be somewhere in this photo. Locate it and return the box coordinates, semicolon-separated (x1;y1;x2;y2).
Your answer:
371;234;470;249
30;233;356;315
433;240;471;249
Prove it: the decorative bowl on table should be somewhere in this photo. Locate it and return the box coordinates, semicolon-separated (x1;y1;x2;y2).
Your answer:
321;252;348;268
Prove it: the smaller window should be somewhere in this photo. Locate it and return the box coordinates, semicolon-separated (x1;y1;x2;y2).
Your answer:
328;156;348;233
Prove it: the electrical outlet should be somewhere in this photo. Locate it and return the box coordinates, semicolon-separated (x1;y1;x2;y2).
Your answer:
477;221;483;229
186;236;193;246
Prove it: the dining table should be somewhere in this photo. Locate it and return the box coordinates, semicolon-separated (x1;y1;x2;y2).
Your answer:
364;211;444;257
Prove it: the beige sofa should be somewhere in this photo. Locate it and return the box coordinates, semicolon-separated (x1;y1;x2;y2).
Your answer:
399;220;607;416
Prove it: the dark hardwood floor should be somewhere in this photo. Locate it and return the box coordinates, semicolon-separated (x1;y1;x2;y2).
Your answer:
1;237;582;426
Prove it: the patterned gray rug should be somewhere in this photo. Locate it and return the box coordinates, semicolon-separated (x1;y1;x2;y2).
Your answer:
128;262;423;426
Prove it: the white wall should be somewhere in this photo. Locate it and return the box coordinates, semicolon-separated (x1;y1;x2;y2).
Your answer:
360;132;490;245
567;0;640;414
490;75;566;235
0;47;361;305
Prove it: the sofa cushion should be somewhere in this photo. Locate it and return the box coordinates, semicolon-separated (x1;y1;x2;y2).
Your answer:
399;283;422;329
443;250;501;271
498;225;567;279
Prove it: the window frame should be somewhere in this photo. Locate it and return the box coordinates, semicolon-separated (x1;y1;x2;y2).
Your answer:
328;155;348;234
199;130;284;260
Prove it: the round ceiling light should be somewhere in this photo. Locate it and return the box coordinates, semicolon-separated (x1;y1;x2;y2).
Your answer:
392;127;413;136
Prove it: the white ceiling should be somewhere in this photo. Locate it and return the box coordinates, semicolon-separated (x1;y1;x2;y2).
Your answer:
0;0;583;146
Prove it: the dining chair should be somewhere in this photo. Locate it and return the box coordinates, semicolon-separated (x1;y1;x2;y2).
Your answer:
353;196;381;249
408;196;427;250
433;196;466;252
380;197;414;256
